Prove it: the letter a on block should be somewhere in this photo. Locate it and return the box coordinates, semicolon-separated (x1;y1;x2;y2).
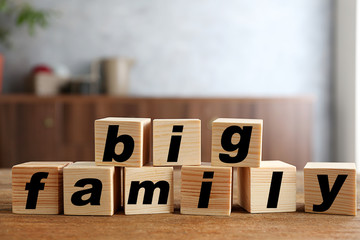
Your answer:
63;162;120;216
95;117;151;167
12;161;71;214
153;119;201;166
211;118;263;167
304;162;357;216
124;167;174;215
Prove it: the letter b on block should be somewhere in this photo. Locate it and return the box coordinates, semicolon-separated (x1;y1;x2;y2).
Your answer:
95;117;151;167
211;118;263;167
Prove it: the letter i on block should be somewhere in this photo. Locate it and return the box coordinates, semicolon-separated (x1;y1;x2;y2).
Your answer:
63;162;120;216
153;119;201;166
181;166;232;216
304;162;357;216
238;161;296;213
211;118;263;167
95;117;151;167
12;162;71;214
124;167;174;215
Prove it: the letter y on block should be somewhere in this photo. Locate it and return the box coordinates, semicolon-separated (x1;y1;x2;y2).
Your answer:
304;162;357;216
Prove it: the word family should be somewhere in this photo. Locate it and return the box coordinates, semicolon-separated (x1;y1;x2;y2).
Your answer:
12;117;357;216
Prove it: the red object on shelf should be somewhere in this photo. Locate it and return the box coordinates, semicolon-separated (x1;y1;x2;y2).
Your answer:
32;65;53;75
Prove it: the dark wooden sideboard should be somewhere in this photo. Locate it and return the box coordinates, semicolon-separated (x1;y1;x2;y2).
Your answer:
0;95;313;168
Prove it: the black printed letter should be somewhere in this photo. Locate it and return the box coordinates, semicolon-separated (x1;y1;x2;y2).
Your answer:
128;181;170;204
313;174;347;212
219;125;252;163
267;172;283;208
103;125;134;162
198;172;214;208
71;178;103;206
167;125;184;162
25;172;49;209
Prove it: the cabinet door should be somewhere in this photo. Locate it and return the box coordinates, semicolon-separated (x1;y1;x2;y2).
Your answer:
15;101;61;164
0;101;17;168
58;100;96;161
95;98;150;118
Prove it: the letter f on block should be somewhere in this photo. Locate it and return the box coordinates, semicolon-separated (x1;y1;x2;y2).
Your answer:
25;172;49;209
313;174;347;212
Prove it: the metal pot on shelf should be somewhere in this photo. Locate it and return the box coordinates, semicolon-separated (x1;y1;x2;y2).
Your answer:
97;57;135;96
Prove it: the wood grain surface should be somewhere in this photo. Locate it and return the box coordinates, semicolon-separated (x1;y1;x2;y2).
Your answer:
1;169;360;240
12;162;71;214
63;162;119;216
304;162;357;216
153;119;201;166
124;166;174;215
211;118;263;167
181;165;232;216
239;161;296;213
95;117;151;167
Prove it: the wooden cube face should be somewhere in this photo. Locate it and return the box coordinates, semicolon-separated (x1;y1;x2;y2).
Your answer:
211;118;263;167
95;117;151;167
153;119;201;166
124;167;174;215
304;162;357;216
181;165;232;216
63;162;120;216
238;161;296;213
12;161;71;214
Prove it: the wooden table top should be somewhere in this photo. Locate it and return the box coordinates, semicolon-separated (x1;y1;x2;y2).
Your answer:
0;169;359;240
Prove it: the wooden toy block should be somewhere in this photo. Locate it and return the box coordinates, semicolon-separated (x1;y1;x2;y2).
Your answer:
181;165;232;216
124;166;174;215
238;160;296;213
304;162;357;216
63;162;120;216
153;119;201;166
12;161;71;214
95;117;151;167
211;118;263;167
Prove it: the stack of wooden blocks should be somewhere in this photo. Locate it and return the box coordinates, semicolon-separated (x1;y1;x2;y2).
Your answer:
12;117;357;216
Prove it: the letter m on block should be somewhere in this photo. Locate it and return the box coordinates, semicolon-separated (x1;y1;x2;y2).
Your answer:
128;181;170;204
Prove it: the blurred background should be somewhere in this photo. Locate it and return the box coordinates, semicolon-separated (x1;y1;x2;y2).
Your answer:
0;0;355;169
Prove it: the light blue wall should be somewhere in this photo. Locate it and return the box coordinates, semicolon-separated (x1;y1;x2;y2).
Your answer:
1;0;333;162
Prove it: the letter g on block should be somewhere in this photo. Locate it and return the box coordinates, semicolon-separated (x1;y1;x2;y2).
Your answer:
211;118;263;167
